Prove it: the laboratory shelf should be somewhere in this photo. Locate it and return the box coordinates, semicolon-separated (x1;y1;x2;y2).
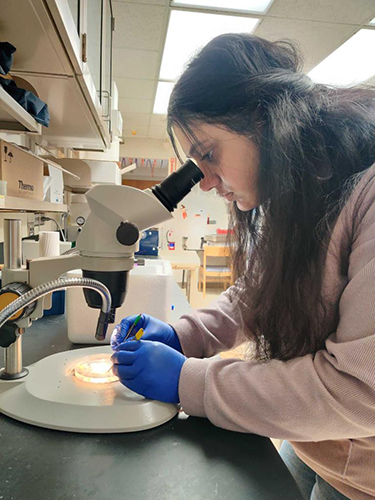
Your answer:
0;86;42;134
0;196;67;213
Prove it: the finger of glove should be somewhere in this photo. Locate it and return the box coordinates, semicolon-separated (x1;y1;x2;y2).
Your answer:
111;315;143;348
110;325;123;349
114;340;144;352
138;331;162;342
120;314;145;338
112;358;143;380
111;350;137;366
111;314;143;350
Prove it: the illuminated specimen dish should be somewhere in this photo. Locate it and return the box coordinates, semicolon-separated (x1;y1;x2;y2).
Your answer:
74;353;118;384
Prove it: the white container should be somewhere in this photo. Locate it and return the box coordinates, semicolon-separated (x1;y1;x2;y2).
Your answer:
78;137;121;162
22;239;72;264
111;82;123;138
43;164;64;204
66;259;174;344
39;231;60;257
111;110;123;138
85;160;121;185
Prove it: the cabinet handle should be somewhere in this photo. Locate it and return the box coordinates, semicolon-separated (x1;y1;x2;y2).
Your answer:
82;33;88;63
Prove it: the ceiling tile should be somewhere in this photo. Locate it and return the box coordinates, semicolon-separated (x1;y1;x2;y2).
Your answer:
121;112;151;126
113;47;159;78
254;18;357;71
112;2;167;50
123;125;149;137
148;126;168;139
149;114;168;127
115;77;155;99
267;0;375;25
119;97;153;113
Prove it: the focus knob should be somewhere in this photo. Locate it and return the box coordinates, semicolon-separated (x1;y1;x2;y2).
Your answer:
116;221;139;246
0;282;36;323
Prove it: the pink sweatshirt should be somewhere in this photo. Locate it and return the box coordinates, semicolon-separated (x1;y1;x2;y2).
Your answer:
173;164;375;500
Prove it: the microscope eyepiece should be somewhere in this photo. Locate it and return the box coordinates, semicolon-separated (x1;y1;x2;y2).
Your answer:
151;159;203;212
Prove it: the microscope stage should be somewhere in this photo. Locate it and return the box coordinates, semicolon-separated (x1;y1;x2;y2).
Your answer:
0;346;178;433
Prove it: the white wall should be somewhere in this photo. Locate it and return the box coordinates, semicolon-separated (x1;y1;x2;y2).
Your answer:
157;184;229;253
120;137;175;159
157;184;229;284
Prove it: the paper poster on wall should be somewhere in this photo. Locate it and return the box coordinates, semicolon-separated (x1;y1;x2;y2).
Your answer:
180;204;188;219
168;157;179;174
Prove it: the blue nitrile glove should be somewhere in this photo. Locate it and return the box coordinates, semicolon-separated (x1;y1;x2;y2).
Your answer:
110;314;182;352
111;340;186;404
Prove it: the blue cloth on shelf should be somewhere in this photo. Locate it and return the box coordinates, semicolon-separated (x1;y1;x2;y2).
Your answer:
0;42;16;75
0;76;50;127
0;41;49;126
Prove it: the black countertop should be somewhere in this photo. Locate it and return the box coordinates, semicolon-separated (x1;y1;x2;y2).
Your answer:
0;315;303;500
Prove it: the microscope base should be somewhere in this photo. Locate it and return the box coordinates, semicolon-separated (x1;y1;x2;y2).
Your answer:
0;346;178;433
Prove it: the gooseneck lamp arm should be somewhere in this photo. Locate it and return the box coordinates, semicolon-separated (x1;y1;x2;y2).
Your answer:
0;278;111;346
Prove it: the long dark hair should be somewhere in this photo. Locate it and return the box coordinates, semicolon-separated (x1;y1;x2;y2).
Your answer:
167;34;375;361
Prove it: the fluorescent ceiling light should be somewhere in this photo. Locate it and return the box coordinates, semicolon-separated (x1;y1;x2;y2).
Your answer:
159;10;259;80
308;29;375;86
153;81;175;114
171;0;273;14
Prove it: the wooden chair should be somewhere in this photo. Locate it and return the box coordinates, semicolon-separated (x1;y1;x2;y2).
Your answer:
199;245;232;298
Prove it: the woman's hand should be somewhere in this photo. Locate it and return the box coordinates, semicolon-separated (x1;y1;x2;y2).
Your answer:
110;314;182;352
111;340;186;404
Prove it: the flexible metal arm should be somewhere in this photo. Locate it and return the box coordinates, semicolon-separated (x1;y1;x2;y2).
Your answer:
0;277;112;341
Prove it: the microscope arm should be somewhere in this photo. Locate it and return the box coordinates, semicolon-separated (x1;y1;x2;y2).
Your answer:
27;251;136;321
28;253;82;319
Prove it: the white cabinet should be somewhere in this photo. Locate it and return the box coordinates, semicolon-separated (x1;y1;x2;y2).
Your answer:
16;73;107;150
0;0;115;150
0;0;74;76
46;0;115;140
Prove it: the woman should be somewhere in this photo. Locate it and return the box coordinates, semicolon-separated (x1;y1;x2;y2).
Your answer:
111;34;375;499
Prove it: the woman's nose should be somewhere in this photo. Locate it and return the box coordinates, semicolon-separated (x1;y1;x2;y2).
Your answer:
198;167;220;192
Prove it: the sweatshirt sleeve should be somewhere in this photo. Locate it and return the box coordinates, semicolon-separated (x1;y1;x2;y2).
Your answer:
173;281;247;359
178;170;375;441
